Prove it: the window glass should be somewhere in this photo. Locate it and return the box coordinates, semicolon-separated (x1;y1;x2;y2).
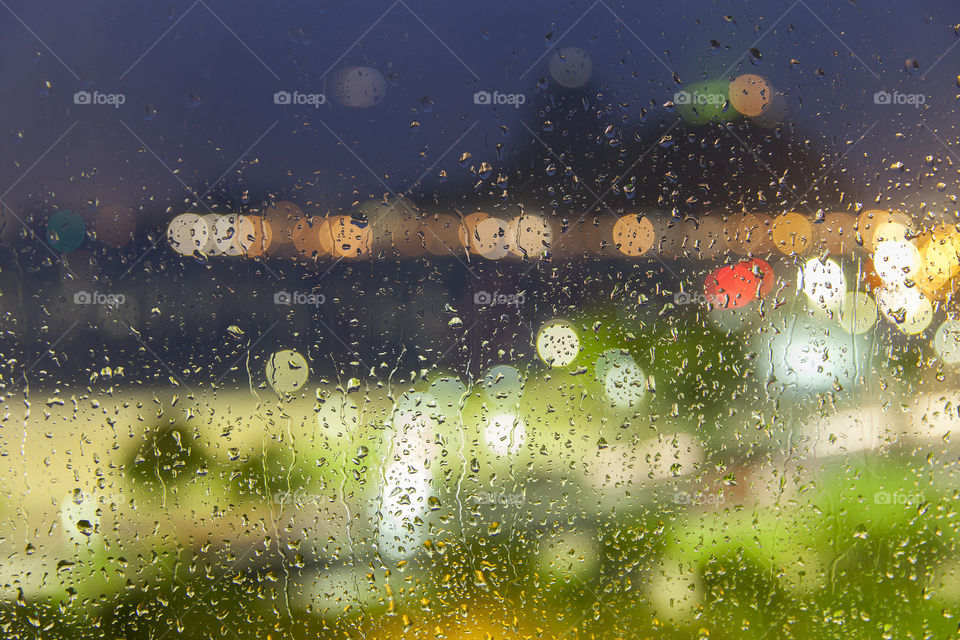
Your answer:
0;2;957;638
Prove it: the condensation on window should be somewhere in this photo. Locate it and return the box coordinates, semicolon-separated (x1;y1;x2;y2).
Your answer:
0;3;958;639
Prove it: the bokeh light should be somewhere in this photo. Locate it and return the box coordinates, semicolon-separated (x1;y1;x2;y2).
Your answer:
705;262;757;309
873;238;920;286
728;74;772;117
801;257;845;312
612;214;655;257
333;66;387;107
771;212;811;255
239;215;273;257
459;211;490;254
675;79;737;125
46;210;86;252
328;215;372;258
548;47;592;88
473;216;510;260
484;413;527;456
506;212;552;258
838;291;878;334
265;349;309;394
166;213;209;256
935;319;960;364
878;285;933;334
291;216;331;260
536;320;580;367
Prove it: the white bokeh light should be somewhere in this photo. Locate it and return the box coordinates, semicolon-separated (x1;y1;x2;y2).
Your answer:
212;214;250;256
377;462;431;561
801;257;845;312
934;320;960;364
878;285;933;334
390;392;440;465
873;239;920;286
200;214;223;255
602;356;646;409
482;364;524;403
536;320;580;367
167;213;209;256
333;66;387;107
755;315;870;392
484;413;527;456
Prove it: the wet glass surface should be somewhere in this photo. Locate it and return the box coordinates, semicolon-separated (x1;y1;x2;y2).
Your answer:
2;1;960;638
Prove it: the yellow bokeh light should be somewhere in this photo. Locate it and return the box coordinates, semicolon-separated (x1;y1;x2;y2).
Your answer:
771;212;811;255
856;209;911;251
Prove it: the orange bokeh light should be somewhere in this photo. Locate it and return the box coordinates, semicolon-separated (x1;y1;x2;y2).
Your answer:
328;215;372;258
612;214;655;257
239;216;273;257
291;216;331;260
771;212;811;255
729;74;772;117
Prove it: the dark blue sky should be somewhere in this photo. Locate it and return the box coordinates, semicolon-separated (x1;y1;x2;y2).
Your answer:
1;0;957;221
